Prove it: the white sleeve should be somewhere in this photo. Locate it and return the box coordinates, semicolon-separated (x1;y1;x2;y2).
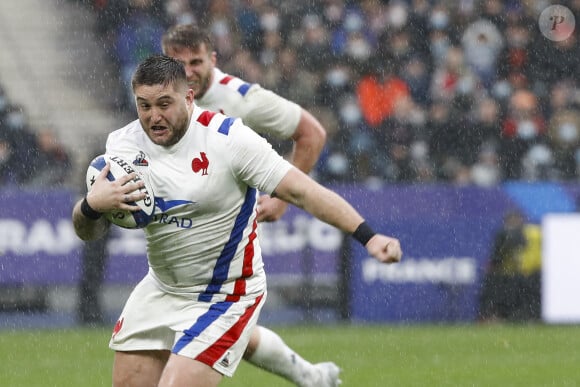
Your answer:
226;120;293;194
239;85;301;139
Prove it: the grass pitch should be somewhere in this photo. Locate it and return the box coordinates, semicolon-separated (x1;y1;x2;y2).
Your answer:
1;324;578;386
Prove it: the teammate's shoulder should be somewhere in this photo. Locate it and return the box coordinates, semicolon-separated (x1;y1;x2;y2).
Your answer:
213;67;255;97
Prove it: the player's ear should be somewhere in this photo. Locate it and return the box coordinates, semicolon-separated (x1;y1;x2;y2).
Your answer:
185;88;195;106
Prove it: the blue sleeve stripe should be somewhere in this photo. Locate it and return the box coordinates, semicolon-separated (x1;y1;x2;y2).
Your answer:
217;117;236;135
238;83;251;96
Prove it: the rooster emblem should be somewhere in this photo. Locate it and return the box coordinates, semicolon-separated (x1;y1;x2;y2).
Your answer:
192;152;209;175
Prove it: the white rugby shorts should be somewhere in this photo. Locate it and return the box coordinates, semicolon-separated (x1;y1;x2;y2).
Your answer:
109;273;266;377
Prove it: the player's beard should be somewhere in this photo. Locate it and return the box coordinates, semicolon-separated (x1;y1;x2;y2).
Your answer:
190;74;210;99
142;111;191;147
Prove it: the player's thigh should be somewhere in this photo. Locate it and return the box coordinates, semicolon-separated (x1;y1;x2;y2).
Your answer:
243;325;261;359
159;353;223;387
112;349;171;387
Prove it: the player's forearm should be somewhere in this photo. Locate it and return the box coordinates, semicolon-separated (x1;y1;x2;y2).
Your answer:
301;184;364;234
289;109;326;173
274;169;363;234
72;199;110;241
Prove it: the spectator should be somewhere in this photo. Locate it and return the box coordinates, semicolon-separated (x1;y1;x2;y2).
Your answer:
520;143;557;181
259;25;283;70
311;106;355;183
405;0;432;61
379;27;415;72
409;139;436;183
317;0;340;30
204;0;240;62
380;97;427;182
471;146;502;187
400;54;431;106
228;48;264;84
335;94;377;181
90;0;128;59
0;86;8;117
547;109;580;179
429;94;479;175
430;46;477;104
499;89;547;179
427;101;453;178
27;128;72;187
0;132;15;186
461;18;504;90
356;55;410;129
427;6;452;65
113;0;165;111
478;0;507;30
529;25;580;91
0;104;39;184
465;97;503;165
361;0;390;38
298;14;333;73
545;80;578;119
316;57;355;110
163;0;196;27
274;46;320;108
235;0;262;56
330;5;376;63
497;22;533;84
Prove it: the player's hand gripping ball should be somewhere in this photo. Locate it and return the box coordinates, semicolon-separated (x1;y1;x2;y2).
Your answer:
86;154;155;229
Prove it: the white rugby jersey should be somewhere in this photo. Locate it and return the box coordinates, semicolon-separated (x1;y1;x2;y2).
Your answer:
196;67;301;139
106;106;293;302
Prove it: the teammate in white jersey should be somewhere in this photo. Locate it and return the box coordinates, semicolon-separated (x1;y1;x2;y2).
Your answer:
161;24;339;387
161;24;326;224
72;55;402;387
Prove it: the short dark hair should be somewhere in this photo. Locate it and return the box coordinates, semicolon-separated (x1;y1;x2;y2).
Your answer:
161;24;213;53
131;54;187;91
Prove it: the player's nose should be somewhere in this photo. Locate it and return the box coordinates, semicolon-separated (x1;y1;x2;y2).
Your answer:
184;66;195;78
150;108;163;123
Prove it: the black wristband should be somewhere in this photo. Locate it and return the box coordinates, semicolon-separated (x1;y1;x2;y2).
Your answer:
80;196;102;220
352;221;376;246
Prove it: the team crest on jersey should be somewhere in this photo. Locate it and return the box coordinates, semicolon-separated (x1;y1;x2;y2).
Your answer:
192;152;209;175
132;151;149;166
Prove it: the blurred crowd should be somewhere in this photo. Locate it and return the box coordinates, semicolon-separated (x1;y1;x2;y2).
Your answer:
0;84;71;188
82;0;580;186
19;0;580;187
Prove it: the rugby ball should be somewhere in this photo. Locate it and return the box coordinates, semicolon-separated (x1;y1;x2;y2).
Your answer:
86;154;155;229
